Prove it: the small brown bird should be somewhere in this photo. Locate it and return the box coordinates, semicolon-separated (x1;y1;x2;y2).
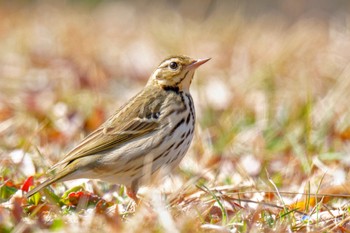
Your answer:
26;55;210;201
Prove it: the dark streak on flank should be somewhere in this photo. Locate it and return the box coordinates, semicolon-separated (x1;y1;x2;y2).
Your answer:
186;114;191;124
170;118;185;135
190;127;194;134
185;130;191;138
133;143;176;171
153;144;175;167
169;151;180;163
174;138;185;150
130;116;184;165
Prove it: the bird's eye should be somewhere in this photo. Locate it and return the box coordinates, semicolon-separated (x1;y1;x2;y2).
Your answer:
169;62;178;70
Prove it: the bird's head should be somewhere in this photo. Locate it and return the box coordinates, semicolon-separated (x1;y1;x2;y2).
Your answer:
148;55;210;92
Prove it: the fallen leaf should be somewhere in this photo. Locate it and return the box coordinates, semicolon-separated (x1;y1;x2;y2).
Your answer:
21;176;34;192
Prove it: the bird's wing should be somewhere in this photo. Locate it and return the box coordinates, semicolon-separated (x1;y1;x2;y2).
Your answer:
50;90;164;171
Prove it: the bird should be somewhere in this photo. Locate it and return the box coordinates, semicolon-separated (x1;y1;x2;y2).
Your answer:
26;55;210;202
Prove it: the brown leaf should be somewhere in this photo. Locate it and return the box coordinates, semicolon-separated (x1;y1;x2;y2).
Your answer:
84;107;105;132
0;105;13;121
339;127;350;141
12;197;24;224
288;197;317;212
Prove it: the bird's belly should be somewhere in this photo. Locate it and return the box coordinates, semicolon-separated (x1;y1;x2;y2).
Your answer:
93;118;195;186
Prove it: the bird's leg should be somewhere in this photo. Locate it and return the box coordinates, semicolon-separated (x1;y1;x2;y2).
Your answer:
126;187;139;203
126;180;139;204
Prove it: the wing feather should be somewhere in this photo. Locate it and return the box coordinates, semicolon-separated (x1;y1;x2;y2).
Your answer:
50;88;165;171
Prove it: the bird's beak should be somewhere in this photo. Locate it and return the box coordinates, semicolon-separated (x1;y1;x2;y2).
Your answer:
187;58;211;70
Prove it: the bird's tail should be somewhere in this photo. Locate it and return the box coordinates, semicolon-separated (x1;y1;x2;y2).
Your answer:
25;177;58;198
25;167;74;198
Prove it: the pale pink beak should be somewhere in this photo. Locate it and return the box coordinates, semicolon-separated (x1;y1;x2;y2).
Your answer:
187;58;211;70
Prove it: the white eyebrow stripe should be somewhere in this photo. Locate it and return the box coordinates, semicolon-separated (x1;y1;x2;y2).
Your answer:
158;58;182;69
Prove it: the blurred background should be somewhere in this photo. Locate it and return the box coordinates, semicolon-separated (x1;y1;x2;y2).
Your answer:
2;0;350;232
1;0;350;201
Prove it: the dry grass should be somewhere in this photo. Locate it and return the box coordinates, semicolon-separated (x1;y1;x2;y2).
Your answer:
1;1;350;232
